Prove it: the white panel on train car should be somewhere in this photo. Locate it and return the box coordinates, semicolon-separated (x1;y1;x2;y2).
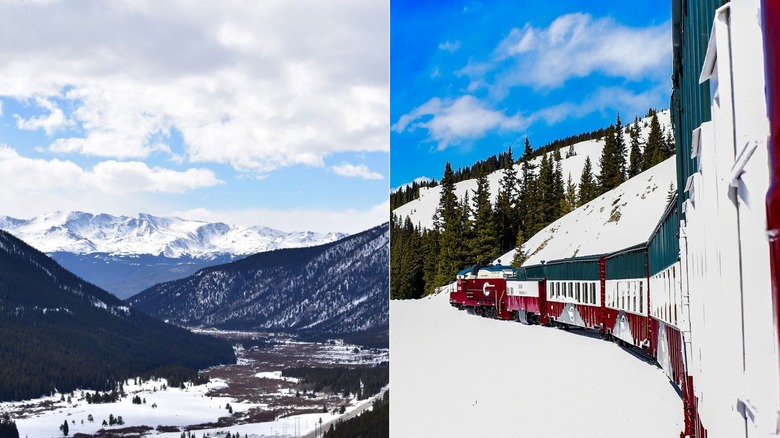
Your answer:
505;280;539;298
683;1;780;435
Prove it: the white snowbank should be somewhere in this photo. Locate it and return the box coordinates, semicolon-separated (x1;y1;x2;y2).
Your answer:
390;292;683;437
500;156;677;265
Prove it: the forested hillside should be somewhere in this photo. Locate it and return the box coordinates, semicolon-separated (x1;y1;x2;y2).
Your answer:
0;230;235;401
391;110;675;299
129;224;389;346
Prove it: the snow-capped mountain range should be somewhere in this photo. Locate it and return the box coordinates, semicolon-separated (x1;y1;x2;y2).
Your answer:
0;211;347;258
0;211;349;299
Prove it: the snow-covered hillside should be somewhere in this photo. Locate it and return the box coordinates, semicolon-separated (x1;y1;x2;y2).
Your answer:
393;110;672;230
0;211;346;258
128;224;389;338
499;156;676;265
390;291;683;437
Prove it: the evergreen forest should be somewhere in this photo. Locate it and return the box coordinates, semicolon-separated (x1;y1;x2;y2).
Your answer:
323;391;388;438
282;364;389;400
0;230;235;401
390;111;675;299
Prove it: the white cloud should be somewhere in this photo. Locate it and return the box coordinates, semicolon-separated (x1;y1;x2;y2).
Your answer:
91;161;223;194
392;176;434;193
486;13;669;90
0;145;222;196
331;163;383;180
439;40;461;52
530;85;668;125
393;95;528;149
171;201;389;234
0;0;389;171
14;97;71;135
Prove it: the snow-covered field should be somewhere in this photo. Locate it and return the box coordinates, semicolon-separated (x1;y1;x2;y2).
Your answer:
1;337;388;438
3;377;381;438
390;292;683;437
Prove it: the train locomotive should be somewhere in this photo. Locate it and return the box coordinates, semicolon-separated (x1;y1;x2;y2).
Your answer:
450;0;780;436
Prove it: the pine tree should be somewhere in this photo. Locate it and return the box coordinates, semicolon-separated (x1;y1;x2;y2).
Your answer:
458;192;475;266
614;113;627;179
421;229;439;295
643;112;664;170
389;214;404;299
471;171;498;264
578;156;598;205
628;116;643;178
561;173;577;215
552;159;565;219
0;415;19;438
519;138;540;238
598;122;626;193
433;162;463;287
392;216;424;299
510;227;527;267
536;153;557;227
494;147;520;253
664;129;676;159
61;419;69;436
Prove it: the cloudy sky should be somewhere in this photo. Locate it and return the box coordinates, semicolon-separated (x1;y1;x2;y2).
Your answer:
391;0;670;187
0;0;388;233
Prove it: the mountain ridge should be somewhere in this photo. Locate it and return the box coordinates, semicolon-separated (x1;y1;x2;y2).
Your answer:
128;223;390;346
0;229;235;401
0;211;347;258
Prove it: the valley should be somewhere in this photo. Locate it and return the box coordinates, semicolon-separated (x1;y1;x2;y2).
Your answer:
1;331;388;438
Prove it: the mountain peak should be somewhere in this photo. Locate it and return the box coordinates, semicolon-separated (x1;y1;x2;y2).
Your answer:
0;211;347;258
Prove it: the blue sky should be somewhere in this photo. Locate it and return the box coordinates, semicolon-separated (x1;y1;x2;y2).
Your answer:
391;0;671;187
0;0;388;233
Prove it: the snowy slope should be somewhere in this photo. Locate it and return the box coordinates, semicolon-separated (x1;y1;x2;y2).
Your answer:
390;291;684;437
499;156;677;265
128;224;389;338
0;211;346;258
393;110;672;230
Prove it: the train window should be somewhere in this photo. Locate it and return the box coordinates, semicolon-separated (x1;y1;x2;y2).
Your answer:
632;283;637;312
591;283;596;305
639;282;643;313
575;283;580;302
567;282;572;298
621;284;625;310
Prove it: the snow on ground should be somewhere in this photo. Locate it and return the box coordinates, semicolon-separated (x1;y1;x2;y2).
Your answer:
3;370;381;438
254;371;300;383
4;378;247;437
390;292;683;437
393;110;672;231
499;156;677;265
